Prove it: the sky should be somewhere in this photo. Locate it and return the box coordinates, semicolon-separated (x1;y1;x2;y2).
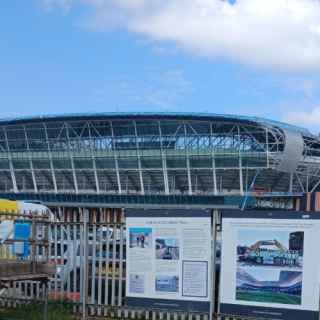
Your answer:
1;0;320;133
241;267;281;282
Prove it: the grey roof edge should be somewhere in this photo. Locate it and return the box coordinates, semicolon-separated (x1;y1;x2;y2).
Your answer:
0;112;312;136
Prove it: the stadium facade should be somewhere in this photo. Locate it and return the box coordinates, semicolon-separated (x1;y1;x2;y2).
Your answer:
0;112;319;209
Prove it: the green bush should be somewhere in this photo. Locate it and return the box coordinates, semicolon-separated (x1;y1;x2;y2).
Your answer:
0;300;73;320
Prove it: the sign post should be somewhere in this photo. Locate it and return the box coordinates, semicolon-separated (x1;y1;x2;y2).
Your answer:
125;209;212;314
209;209;218;320
220;210;320;320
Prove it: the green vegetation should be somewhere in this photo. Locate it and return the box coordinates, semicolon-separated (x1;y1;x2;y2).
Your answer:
236;291;301;305
0;301;73;320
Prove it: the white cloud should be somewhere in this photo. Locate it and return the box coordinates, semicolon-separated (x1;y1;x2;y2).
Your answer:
49;0;320;71
40;0;74;12
284;106;320;127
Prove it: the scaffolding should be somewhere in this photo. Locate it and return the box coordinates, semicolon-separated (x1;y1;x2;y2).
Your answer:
0;211;55;319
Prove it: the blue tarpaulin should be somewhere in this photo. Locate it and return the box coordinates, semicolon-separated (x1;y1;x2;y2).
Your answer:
14;222;30;258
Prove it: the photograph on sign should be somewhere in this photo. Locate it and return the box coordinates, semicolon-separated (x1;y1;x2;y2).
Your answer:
129;228;152;249
219;211;320;320
237;230;303;270
155;275;179;293
236;268;302;305
156;238;179;260
125;209;212;313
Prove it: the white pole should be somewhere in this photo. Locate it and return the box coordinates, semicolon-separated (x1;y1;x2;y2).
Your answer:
318;282;320;320
82;209;88;320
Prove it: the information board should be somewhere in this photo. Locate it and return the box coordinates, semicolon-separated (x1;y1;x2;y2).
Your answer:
220;210;320;320
126;209;212;312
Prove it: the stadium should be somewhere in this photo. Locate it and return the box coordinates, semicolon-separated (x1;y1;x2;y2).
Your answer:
236;269;302;305
0;112;319;211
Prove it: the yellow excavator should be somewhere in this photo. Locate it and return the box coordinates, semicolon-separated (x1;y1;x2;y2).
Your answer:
239;239;299;266
249;240;287;252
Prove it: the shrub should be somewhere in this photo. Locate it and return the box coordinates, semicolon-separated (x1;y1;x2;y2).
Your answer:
0;300;73;320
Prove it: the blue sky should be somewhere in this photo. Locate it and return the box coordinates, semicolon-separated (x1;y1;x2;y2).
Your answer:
130;228;152;235
1;1;320;132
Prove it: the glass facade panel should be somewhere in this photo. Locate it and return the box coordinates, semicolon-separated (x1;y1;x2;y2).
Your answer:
215;155;239;168
95;158;115;169
74;158;94;169
118;157;138;169
140;157;162;169
166;156;187;169
33;159;51;169
190;155;211;168
12;160;30;169
0;160;10;169
53;159;72;169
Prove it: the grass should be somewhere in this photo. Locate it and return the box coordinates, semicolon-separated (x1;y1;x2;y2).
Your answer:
0;300;73;320
236;290;301;305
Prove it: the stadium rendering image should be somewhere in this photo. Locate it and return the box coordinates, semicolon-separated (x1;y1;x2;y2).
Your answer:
236;269;302;305
0;112;319;210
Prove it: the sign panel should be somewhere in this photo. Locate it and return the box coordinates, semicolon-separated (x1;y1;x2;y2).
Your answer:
220;210;320;320
126;209;212;312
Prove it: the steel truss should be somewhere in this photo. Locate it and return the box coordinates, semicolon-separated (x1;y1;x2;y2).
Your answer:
0;116;319;195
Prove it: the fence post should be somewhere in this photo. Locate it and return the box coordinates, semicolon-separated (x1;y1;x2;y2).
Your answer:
318;282;320;320
43;281;48;320
82;208;89;320
210;209;218;320
31;211;36;273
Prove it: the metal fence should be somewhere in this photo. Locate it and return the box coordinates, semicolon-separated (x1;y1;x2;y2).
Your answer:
0;208;217;320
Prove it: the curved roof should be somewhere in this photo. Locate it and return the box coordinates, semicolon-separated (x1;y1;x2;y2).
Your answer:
0;112;311;135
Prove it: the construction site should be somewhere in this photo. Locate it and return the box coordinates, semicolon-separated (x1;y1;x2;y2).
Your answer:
0;113;319;319
237;235;303;268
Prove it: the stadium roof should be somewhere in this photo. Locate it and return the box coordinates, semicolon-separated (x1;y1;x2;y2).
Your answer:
0;112;312;135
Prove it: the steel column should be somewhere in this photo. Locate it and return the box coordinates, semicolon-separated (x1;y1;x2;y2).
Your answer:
158;121;169;195
3;127;18;193
133;121;145;195
110;121;122;194
43;123;58;193
23;125;38;192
